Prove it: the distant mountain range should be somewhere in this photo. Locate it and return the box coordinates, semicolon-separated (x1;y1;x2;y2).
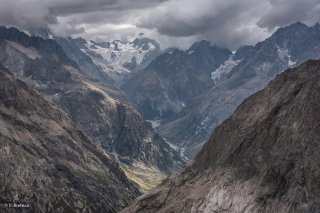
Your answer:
157;22;320;158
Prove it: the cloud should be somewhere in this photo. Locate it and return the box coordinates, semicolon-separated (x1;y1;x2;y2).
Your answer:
0;0;166;27
0;0;319;49
135;0;320;49
257;0;320;29
144;0;270;49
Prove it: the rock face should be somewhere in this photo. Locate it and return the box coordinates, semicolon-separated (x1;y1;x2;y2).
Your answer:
0;27;77;68
0;26;185;190
56;86;184;175
158;22;320;158
0;65;140;212
122;41;231;120
123;59;320;213
54;36;115;85
26;27;117;85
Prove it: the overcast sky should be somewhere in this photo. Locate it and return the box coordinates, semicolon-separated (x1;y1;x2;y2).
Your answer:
1;0;320;50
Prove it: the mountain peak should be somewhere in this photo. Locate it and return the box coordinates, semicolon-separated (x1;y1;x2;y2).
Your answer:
273;21;309;36
189;39;211;49
188;39;231;55
25;27;55;39
138;32;144;38
291;21;307;27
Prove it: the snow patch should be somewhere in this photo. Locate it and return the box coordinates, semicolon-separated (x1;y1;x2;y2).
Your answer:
277;46;296;67
143;136;152;143
288;56;296;66
211;57;241;84
195;115;211;135
48;33;54;40
79;38;159;79
148;42;156;50
83;39;156;70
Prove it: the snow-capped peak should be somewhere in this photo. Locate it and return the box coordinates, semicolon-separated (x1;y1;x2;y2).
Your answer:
80;35;160;78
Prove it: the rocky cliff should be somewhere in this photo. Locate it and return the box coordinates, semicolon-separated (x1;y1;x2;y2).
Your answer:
122;59;320;212
0;65;140;212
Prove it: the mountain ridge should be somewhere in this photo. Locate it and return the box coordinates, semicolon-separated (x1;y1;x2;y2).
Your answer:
0;64;140;212
158;22;320;158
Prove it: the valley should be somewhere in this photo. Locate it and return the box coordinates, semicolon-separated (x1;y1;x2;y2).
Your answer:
0;7;320;211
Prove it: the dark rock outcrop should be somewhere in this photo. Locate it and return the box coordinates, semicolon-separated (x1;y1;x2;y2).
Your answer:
0;65;139;212
122;59;320;213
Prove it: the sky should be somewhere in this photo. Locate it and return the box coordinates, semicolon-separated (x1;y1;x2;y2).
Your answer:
0;0;319;50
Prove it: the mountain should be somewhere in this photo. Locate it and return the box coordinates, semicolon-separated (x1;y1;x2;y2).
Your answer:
26;28;160;84
54;36;115;85
25;27;55;40
0;65;140;212
121;41;232;120
25;28;117;85
122;59;320;213
0;26;185;190
0;26;77;68
158;22;320;158
73;35;160;83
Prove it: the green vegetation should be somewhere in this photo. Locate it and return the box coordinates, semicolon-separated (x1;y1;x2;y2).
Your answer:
120;162;167;192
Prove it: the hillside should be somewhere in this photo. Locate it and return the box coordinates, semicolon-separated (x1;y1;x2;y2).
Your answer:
123;60;320;212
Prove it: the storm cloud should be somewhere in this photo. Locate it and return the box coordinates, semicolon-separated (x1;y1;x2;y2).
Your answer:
0;0;319;49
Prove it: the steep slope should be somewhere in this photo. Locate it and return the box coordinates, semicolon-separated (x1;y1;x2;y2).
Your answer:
211;45;254;84
55;37;115;85
122;41;231;120
159;22;320;158
0;26;185;190
0;65;139;212
26;27;116;85
123;59;320;213
187;40;233;74
0;27;77;68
